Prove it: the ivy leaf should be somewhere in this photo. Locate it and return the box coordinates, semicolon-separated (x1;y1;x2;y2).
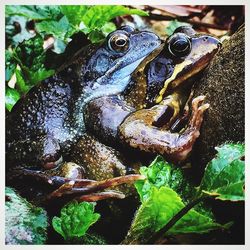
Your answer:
198;144;245;201
135;156;201;206
5;87;20;111
124;186;225;244
52;200;100;240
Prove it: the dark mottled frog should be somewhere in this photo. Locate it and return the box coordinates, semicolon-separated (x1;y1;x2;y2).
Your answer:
6;26;161;170
72;26;221;182
6;26;162;202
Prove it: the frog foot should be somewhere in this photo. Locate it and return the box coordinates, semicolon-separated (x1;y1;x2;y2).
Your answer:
46;174;145;202
7;167;145;202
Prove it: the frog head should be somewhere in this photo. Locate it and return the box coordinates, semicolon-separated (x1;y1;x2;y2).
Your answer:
81;25;162;100
124;26;221;108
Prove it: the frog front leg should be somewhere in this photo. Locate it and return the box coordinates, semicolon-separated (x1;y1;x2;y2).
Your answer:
84;95;135;146
119;96;209;163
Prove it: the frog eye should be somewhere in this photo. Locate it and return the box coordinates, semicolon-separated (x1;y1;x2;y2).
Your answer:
168;33;192;57
108;32;130;53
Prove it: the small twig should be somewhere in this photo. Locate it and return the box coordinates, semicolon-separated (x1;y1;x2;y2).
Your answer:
147;195;207;244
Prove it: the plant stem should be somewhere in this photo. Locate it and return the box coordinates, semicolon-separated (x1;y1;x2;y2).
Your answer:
147;195;207;244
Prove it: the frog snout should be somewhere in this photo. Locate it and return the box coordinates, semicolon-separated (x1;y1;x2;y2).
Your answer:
203;36;222;50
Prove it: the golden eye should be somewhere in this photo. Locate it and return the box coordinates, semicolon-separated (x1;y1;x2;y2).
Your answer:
108;33;130;53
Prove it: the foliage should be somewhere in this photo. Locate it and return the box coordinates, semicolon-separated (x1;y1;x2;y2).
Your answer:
52;200;100;240
5;5;148;111
125;144;244;244
5;187;48;245
198;144;245;201
124;156;225;244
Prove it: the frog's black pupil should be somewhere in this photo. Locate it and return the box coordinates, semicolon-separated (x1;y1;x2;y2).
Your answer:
108;33;130;53
116;38;126;46
173;39;189;52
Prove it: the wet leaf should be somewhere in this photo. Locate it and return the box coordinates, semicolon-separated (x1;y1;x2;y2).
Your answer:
125;156;225;244
52;200;100;240
124;186;225;244
198;144;245;201
5;88;20;111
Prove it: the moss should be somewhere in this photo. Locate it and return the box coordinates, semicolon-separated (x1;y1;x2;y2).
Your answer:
5;187;48;245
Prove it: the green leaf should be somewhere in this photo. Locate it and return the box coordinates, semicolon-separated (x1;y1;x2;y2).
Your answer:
26;68;55;86
88;30;106;44
6;15;35;46
61;5;147;31
36;16;74;42
14;35;44;70
15;68;30;94
5;87;20;111
135;156;172;201
198;144;245;201
124;186;224;244
166;20;191;36
5;50;17;81
6;5;47;20
100;22;117;36
82;5;148;30
13;35;55;85
124;156;226;244
5;5;61;20
60;5;90;27
52;200;100;240
135;156;198;204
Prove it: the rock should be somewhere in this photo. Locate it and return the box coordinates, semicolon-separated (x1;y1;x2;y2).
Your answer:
191;25;245;172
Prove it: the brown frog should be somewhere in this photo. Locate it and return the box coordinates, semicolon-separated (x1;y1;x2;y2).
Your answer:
72;26;221;183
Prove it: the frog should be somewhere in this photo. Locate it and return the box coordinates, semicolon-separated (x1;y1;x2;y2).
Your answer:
71;26;221;182
6;26;161;202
